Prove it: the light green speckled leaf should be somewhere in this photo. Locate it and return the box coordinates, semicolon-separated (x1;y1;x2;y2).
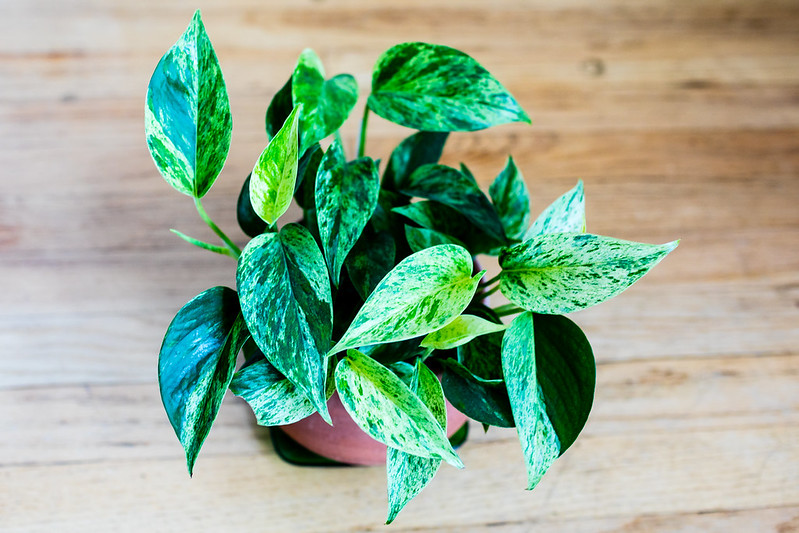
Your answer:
292;49;359;154
382;131;449;191
236;223;333;422
401;164;506;243
315;142;380;287
499;233;679;314
145;10;231;198
330;244;484;355
368;42;530;132
440;358;514;428
335;350;462;467
345;229;396;301
489;156;530;241
404;225;465;253
524;181;585;239
158;286;248;475
421;314;507;350
386;360;446;523
249;105;301;225
502;312;560;490
229;358;315;426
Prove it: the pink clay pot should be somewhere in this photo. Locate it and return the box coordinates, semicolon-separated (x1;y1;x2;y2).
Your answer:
280;391;469;466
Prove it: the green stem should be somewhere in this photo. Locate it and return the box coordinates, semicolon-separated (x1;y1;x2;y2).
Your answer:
170;229;235;258
478;283;501;299
480;273;501;287
357;105;370;158
194;197;242;258
494;304;524;317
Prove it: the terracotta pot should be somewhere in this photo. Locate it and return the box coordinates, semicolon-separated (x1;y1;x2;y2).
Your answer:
279;391;469;466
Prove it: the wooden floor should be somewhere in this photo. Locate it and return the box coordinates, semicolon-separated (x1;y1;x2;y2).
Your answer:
2;0;798;531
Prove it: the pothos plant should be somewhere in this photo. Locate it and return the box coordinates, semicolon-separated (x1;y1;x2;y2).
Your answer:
147;10;677;523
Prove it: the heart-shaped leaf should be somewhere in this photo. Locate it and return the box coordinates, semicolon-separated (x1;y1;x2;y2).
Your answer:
421;314;507;351
368;42;530;132
440;358;514;428
382;131;449;191
315;141;380;286
330;244;484;355
237;223;333;422
386;360;446;523
249;105;302;225
158;286;248;474
401;164;506;243
524;180;585;239
502;312;560;489
292;49;359;154
489;156;530;241
404;225;465;253
229;358;316;426
345;229;396;301
499;233;679;314
145;10;231;198
265;77;292;140
334;350;462;467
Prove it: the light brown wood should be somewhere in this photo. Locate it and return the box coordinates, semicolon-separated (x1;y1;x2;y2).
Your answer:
2;0;797;531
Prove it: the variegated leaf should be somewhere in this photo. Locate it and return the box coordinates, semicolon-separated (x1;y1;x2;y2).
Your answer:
158;286;248;474
404;225;465;253
229;358;315;426
345;229;396;301
440;358;514;428
236;223;333;422
330;244;484;355
382;131;449;191
502;312;560;489
145;10;231;198
499;233;679;314
249;105;302;225
315;142;380;286
421;314;507;350
292;49;359;154
334;350;462;467
368;42;530;132
489;156;530;241
524;180;585;239
401;164;506;243
386;361;446;523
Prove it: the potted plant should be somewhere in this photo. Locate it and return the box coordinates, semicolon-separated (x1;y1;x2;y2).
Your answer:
146;11;678;523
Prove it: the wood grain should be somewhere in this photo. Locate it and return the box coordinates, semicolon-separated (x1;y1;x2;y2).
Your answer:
1;0;797;530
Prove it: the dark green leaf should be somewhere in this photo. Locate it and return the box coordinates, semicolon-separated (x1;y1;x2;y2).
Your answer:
489;156;530;241
404;225;465;253
315;143;380;287
345;229;396;301
237;223;333;422
265;77;293;140
524;180;585;239
533;313;595;453
401;164;506;243
382;131;449;191
502;312;559;489
499;233;679;314
145;10;231;198
292;49;359;154
361;338;425;366
440;358;514;428
368;42;530;131
330;244;484;355
229;359;315;426
335;350;462;467
456;306;504;381
236;174;268;238
158;286;248;474
386;361;446;523
294;143;323;208
249;105;301;225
